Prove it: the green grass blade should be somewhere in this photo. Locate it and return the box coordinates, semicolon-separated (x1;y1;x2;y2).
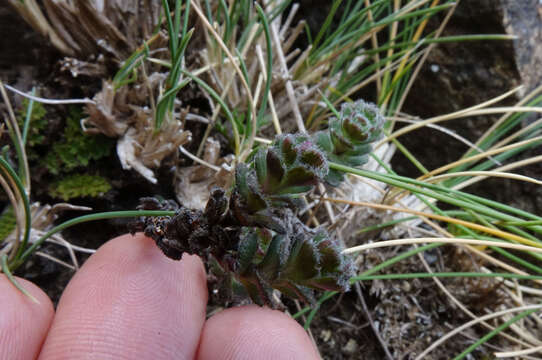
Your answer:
329;162;542;230
0;157;31;262
179;70;240;155
312;0;343;49
453;308;540;360
255;4;272;126
21;87;36;146
161;0;176;55
1;254;38;303
15;210;175;270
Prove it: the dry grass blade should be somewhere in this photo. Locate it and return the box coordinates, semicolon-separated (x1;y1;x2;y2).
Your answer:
0;176;22;260
190;0;257;160
364;0;382;92
0;82;29;192
35;251;76;271
324;198;541;248
4;84;95;105
343;238;542;255
495;344;542;358
394;116;501;164
179;145;220;172
452;156;542;191
474;82;542;149
380;0;435;110
7;0;72;55
331;48;427;110
427;170;542;186
416;305;542;359
418;136;542;180
376;86;525;149
393;1;458;117
16;0;161;59
264;0;305;132
492;117;542;150
0;82;28;261
256;45;281;134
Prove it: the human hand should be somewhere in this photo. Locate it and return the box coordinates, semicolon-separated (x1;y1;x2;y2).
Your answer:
1;233;320;359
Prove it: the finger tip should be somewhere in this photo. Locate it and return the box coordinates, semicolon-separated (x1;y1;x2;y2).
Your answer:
0;275;53;359
41;233;208;359
83;232;205;283
198;305;320;360
107;233;207;291
95;232;155;260
15;276;54;310
0;275;54;322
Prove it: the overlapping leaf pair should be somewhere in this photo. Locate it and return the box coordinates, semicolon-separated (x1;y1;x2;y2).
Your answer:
231;134;327;233
232;221;354;305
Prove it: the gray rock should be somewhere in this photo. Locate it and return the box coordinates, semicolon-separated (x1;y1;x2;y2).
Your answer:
396;0;521;174
503;0;542;95
396;0;542;215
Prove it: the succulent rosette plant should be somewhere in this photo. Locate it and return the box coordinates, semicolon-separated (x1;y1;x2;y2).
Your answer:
132;100;385;306
313;100;385;186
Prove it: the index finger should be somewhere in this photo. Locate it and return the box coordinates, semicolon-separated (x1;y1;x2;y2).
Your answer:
39;233;208;360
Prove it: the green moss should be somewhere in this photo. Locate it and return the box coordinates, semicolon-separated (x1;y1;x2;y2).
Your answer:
15;103;114;198
50;174;112;201
16;99;47;156
45;107;114;175
16;102;114;174
0;207;16;243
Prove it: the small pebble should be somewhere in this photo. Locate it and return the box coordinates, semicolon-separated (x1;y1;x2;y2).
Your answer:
320;329;332;342
342;339;359;355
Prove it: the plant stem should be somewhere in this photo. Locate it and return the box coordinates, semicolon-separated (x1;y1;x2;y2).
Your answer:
12;210;175;271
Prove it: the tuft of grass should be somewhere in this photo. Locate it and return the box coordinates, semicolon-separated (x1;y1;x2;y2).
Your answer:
155;0;194;128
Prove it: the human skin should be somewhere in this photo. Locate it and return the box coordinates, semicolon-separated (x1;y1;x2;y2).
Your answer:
0;233;320;360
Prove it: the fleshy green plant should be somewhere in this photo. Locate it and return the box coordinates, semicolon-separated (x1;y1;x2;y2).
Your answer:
313;101;385;186
132;99;383;305
50;174;112;201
